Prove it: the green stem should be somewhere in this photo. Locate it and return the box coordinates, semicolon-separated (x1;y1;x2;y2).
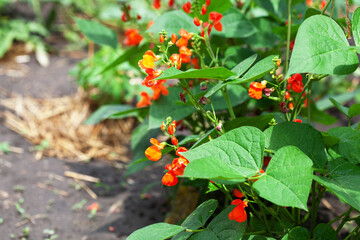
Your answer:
186;228;204;233
344;226;359;240
335;207;353;234
284;0;292;89
243;230;267;236
221;86;236;120
321;0;332;15
307;81;312;124
330;0;336;18
31;0;43;24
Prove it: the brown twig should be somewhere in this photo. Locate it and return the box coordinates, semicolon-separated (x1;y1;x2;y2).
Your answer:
64;171;100;183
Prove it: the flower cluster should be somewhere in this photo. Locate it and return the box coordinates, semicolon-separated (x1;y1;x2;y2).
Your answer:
124;29;143;46
145;138;166;161
229;189;248;223
306;0;327;9
162;147;189;186
248;81;267;100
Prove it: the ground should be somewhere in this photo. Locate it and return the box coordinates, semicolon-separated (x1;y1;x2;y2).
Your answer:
0;53;167;240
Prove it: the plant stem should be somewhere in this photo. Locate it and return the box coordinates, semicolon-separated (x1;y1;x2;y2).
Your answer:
221;86;236;120
335;207;353;234
344;226;359;240
290;79;312;121
307;81;312;124
284;0;292;77
321;0;332;14
330;0;336;18
310;182;316;233
243;230;267;236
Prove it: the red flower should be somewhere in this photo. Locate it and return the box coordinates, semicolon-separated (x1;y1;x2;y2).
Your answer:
142;68;163;87
138;50;160;70
153;0;161;9
233;189;244;198
289;39;295;51
287;74;303;93
162;171;178;186
176;29;192;47
293;119;302;123
306;0;313;6
151;80;168;100
121;12;127;22
171;33;177;44
320;0;326;9
168;120;176;135
193;17;201;26
170;54;182;69
191;58;199;69
87;203;100;212
201;5;207;15
285;91;291;100
289;102;294;110
168;0;174;7
179;46;192;63
205;0;211;6
201;22;213;37
145;138;165;161
176;146;187;156
209;12;223;32
171;136;178;146
136;91;152;108
124;29;143;46
229;194;248;223
159;35;164;43
183;1;191;13
248;81;266;100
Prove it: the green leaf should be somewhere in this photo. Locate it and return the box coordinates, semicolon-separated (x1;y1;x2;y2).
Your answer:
244;236;276;240
173;200;218;240
207;205;247;239
327;127;360;164
83;104;139;125
183;156;256;180
281;227;310;240
212;7;257;38
74;17;117;49
287;15;359;76
313;223;337;240
149;87;194;129
316;88;360;110
157;67;235;81
329;98;349;118
204;82;226;98
191;114;274;150
243;18;282;48
264;122;327;169
253;146;313;210
229;55;277;84
349;103;360;118
304;7;323;19
127;223;185;240
314;155;360;211
231;54;258;78
183;126;265;175
147;10;198;35
178;135;200;146
353;7;360;46
321;133;340;149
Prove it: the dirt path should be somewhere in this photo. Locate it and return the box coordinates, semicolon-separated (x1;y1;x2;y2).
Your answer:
0;54;166;239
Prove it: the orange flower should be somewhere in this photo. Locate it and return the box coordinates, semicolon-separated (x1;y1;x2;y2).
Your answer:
87;202;100;212
124;29;143;46
176;146;187;156
248;81;266;100
151;80;169;100
139;50;160;69
287;74;303;93
159;34;164;43
176;29;192;47
306;0;313;6
171;33;177;44
136;91;152;108
179;46;192;63
320;0;326;9
285;91;291;100
171;136;178;146
170;53;182;69
193;17;201;26
143;68;162;87
162;171;178;186
183;1;191;13
145;138;165;161
294;119;302;123
289;102;294;110
229;199;248;223
191;58;199;69
168;120;176;135
147;21;154;29
233;189;244;198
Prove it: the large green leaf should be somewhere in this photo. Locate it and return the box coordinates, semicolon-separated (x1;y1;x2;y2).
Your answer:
353;7;360;46
83;104;141;125
206;205;247;239
149;87;194;129
243;18;282;48
349;103;360;118
264;122;327;168
231;54;258;78
147;10;197;35
212;7;257;38
191;114;274;150
173;200;218;240
253;146;313;210
314;153;360;211
127;223;185;240
183;126;265;174
74;17;117;49
157;67;235;81
281;227;310;240
229;55;277;84
327;127;360;164
313;223;337;240
287;15;359;76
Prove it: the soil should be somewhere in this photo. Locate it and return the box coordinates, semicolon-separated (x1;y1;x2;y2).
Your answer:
0;53;167;240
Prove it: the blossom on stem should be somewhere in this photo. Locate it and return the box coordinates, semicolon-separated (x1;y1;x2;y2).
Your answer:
171;136;178;146
229;189;248;223
209;12;223;31
162;171;178;186
287;73;303;93
124;29;143;46
138;50;160;69
171;33;177;44
153;0;161;9
145;138;165;161
183;1;191;13
193;17;201;26
248;81;266;100
136;91;152;108
151;80;169;100
142;68;163;87
205;0;211;6
168;0;174;7
176;29;192;47
179;46;192;63
201;5;207;15
162;147;189;186
170;53;182;69
293;119;302;123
